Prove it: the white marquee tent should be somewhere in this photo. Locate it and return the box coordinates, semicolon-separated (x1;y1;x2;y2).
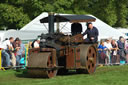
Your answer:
21;12;128;41
0;12;127;43
116;28;128;35
0;30;42;43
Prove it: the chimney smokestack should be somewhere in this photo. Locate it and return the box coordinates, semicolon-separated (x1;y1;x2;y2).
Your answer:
48;12;54;34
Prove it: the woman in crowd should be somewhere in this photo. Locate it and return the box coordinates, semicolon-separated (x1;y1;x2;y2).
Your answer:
12;37;25;67
12;38;20;67
16;39;25;66
125;39;128;64
98;40;107;64
111;40;120;64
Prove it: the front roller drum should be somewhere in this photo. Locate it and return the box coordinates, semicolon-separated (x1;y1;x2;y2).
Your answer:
79;44;97;74
27;52;58;78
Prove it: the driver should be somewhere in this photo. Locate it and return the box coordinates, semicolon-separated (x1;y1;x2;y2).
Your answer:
82;22;99;43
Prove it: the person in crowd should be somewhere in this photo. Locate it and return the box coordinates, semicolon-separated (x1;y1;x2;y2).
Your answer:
12;38;20;49
111;40;120;64
33;38;40;48
11;50;16;67
104;39;113;65
82;22;99;43
1;37;14;67
16;39;25;66
117;36;125;62
12;37;21;67
125;39;128;64
98;40;107;64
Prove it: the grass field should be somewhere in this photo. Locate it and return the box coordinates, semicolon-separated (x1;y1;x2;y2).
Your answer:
0;65;128;85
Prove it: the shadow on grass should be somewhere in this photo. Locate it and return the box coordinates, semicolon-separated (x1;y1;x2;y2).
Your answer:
15;69;89;79
57;69;90;77
15;69;54;79
14;69;34;79
57;71;77;76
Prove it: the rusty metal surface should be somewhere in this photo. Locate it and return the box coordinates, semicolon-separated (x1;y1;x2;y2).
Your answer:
75;47;81;68
59;34;83;44
70;34;84;43
66;47;75;69
29;48;40;54
28;52;50;68
66;46;81;69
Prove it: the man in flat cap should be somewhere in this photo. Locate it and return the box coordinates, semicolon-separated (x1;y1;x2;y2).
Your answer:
82;22;99;43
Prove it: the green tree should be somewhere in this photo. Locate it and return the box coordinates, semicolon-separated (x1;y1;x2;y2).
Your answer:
23;0;74;19
71;0;89;14
88;0;117;26
0;0;128;29
0;3;30;29
114;0;128;27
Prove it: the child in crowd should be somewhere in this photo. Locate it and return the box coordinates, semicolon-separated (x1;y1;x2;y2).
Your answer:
98;41;107;64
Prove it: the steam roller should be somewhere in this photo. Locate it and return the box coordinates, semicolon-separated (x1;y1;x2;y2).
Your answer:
27;12;98;78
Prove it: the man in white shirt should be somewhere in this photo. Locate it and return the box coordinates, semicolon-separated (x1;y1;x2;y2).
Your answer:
1;37;14;67
104;39;112;65
34;39;40;48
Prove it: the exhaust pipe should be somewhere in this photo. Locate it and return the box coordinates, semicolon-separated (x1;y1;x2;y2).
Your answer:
48;12;54;34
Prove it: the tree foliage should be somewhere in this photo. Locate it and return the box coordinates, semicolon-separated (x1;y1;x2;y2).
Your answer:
0;3;30;29
89;0;117;26
0;0;128;30
114;0;128;27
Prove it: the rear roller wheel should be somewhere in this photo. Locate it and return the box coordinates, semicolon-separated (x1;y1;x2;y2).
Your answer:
86;46;97;73
79;44;97;74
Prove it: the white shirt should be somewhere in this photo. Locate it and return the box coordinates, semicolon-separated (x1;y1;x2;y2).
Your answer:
1;40;12;49
104;42;112;49
34;41;39;48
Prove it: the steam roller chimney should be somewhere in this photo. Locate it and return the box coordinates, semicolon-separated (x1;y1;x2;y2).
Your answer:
48;12;54;34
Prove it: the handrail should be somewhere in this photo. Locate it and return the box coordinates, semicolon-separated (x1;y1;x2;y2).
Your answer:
25;44;29;67
0;49;5;71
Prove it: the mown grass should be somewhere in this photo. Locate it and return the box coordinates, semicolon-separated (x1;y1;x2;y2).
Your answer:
0;65;128;85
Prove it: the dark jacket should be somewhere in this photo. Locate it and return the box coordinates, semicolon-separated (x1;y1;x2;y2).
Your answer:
117;40;125;60
82;27;99;41
117;40;124;49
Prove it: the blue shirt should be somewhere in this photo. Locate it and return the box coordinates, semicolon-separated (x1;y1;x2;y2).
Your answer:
98;45;107;53
17;43;25;56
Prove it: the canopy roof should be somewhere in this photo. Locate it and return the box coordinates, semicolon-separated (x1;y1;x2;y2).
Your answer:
40;15;96;23
20;12;128;41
